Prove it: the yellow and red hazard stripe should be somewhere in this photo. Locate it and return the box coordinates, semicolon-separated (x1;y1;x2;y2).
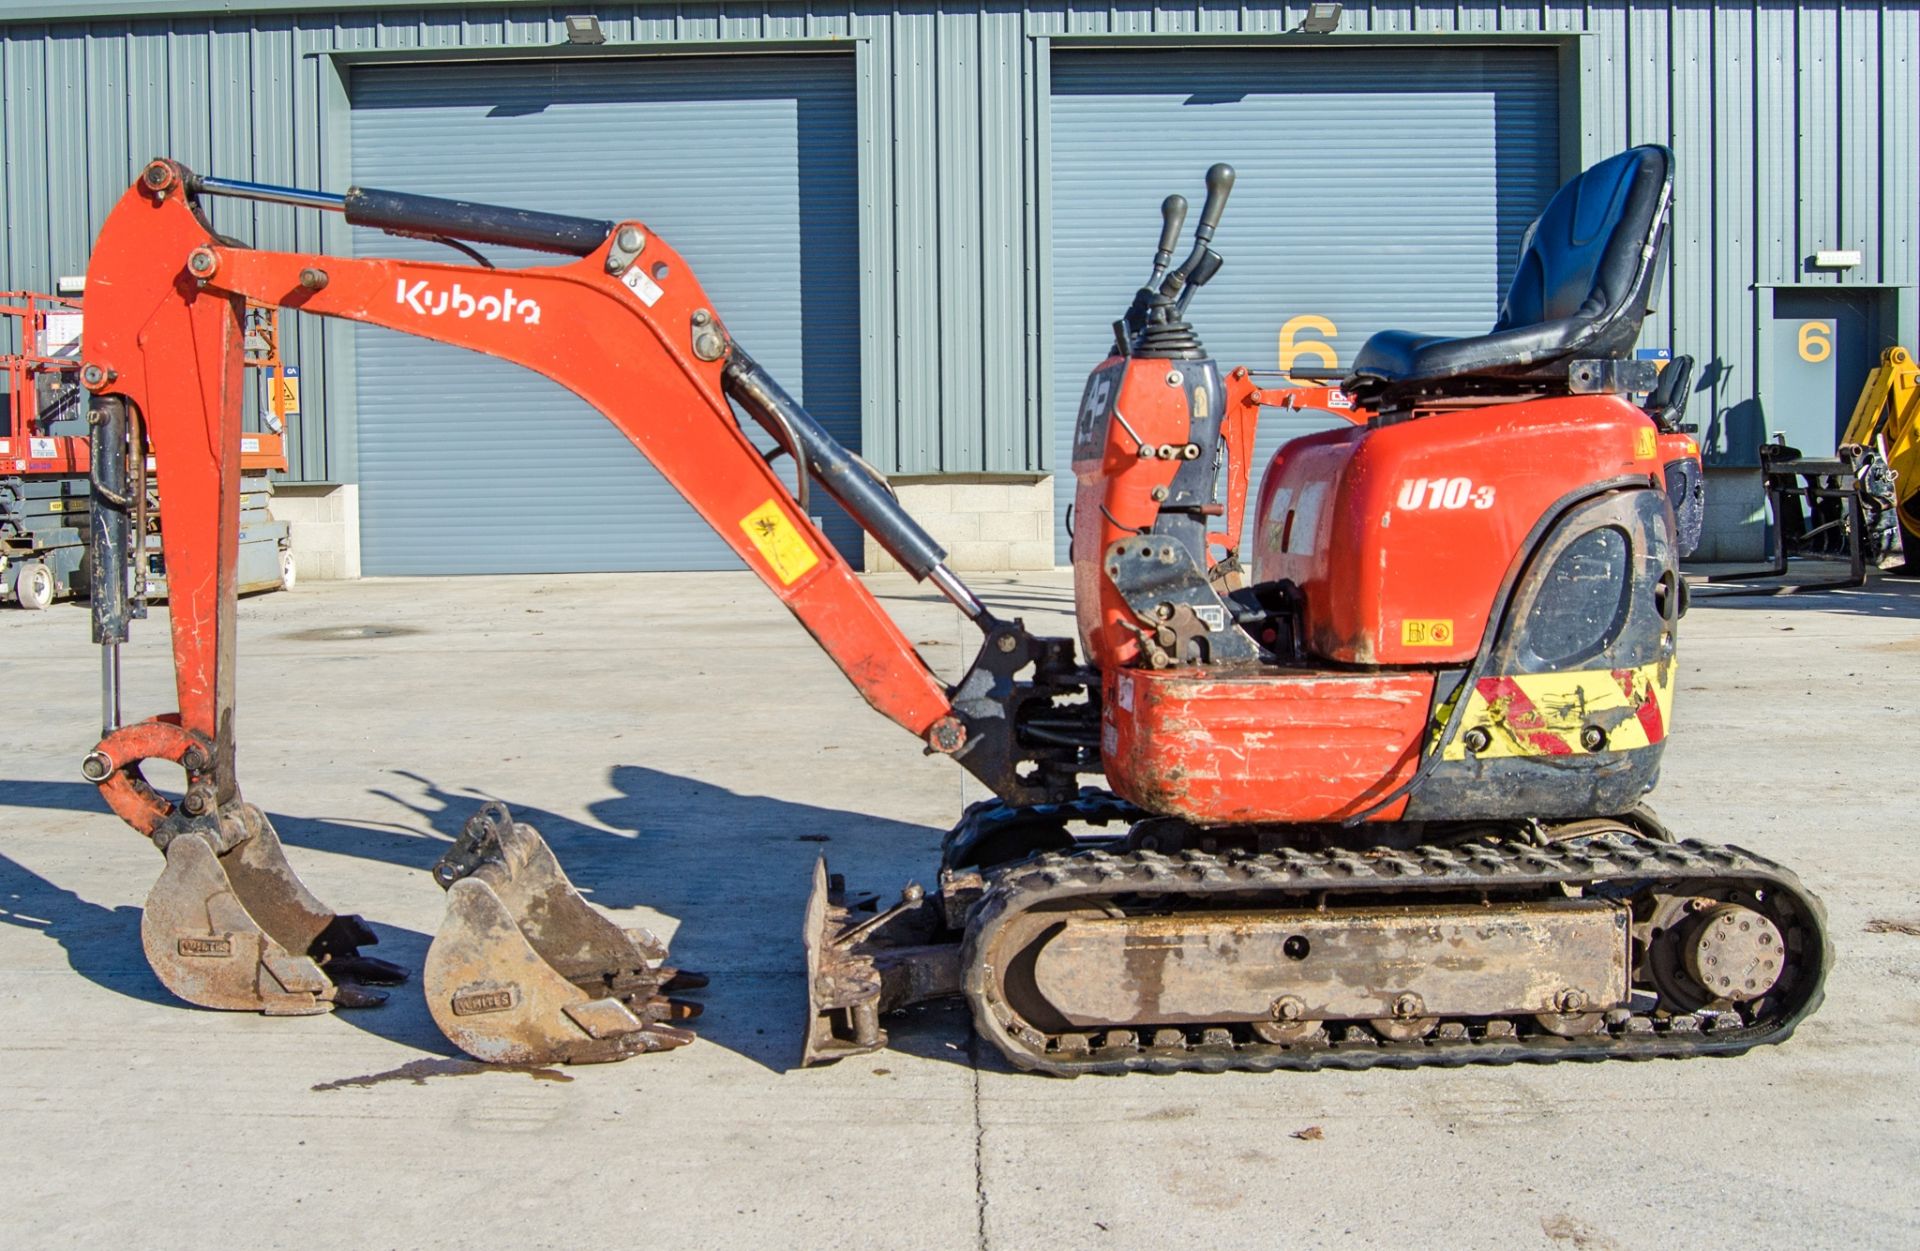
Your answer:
1441;658;1674;760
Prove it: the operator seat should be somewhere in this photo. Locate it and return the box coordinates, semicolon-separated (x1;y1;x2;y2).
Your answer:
1345;145;1674;403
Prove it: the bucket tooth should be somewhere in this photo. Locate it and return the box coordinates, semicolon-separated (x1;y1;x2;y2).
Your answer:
139;805;398;1015
424;802;698;1065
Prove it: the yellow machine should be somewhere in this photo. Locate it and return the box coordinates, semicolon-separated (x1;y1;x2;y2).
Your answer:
1839;345;1920;561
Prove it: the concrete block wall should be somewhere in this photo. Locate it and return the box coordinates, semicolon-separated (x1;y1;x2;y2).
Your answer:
864;475;1056;572
270;483;361;580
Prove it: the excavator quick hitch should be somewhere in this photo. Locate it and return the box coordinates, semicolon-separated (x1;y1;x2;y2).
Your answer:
424;802;704;1064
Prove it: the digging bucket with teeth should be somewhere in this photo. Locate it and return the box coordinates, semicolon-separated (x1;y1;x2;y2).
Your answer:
87;720;407;1015
424;802;704;1065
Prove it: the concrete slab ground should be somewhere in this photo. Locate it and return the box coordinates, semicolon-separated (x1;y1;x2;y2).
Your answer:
3;570;1918;1249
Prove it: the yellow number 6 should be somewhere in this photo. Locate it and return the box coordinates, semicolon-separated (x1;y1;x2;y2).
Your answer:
1798;321;1832;363
1279;315;1339;373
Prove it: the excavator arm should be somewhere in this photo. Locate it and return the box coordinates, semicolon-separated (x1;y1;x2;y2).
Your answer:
76;159;1094;1054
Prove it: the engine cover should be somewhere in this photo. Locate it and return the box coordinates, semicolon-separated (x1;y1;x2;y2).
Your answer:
1251;394;1665;666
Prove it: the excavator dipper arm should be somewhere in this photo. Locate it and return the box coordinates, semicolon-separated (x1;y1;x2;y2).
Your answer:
76;160;1093;1054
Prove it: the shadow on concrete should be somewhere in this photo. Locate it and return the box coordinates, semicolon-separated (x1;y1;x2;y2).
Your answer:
357;765;961;1073
1690;571;1920;619
0;843;458;1057
0;766;967;1072
0;851;176;1009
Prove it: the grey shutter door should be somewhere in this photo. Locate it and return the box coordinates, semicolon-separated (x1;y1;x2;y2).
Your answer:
349;55;859;575
1049;47;1561;560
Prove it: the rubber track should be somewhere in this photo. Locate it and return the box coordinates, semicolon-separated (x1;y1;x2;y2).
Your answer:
962;831;1830;1076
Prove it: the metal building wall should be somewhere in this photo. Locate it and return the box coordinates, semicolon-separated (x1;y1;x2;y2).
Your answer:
2;2;1915;484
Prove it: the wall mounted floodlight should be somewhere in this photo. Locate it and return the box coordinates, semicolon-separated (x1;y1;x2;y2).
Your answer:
1293;3;1345;34
564;15;607;45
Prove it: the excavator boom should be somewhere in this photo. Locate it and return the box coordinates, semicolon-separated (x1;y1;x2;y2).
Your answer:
78;159;1094;1057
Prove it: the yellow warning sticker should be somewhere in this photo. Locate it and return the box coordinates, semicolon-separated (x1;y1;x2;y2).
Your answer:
1634;427;1658;460
739;498;820;586
1402;619;1456;647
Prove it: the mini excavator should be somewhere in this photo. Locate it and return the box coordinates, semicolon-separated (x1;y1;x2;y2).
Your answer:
77;146;1827;1074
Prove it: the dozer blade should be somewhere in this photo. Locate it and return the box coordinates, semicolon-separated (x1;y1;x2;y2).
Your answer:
801;857;963;1067
142;803;406;1015
802;857;884;1065
424;802;701;1065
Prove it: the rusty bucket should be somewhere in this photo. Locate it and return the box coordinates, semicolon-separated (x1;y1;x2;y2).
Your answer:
140;803;405;1014
423;802;703;1065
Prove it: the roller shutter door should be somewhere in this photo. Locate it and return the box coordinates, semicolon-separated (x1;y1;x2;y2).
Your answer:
349;55;858;574
1050;47;1561;559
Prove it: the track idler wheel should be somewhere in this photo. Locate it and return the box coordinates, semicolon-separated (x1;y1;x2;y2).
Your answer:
424;803;702;1065
87;719;405;1015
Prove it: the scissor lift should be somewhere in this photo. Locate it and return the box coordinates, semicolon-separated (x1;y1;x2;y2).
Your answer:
2;289;295;608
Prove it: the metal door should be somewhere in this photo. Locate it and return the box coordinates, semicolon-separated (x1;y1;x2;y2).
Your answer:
349;55;858;574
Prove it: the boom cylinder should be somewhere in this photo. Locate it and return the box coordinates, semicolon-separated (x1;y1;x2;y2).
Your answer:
188;172;615;258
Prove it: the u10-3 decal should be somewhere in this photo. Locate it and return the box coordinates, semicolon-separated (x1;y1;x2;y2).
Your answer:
1395;477;1496;511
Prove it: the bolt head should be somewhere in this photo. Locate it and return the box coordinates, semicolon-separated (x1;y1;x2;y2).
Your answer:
187;248;218;278
927;717;966;754
1150;485;1170;502
80;364;108;389
80;751;114;783
1272;995;1305;1021
1165;370;1181;386
995;634;1018;653
616;225;644;253
691;309;712;326
1393;993;1424;1019
1463;726;1492;754
298;267;329;291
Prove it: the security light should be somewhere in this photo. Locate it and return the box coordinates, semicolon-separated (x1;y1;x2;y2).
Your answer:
564;15;607;45
1295;3;1344;34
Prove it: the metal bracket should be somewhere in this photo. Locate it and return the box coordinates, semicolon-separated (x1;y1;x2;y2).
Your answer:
1568;358;1662;395
1102;536;1259;667
604;224;647;275
690;308;729;362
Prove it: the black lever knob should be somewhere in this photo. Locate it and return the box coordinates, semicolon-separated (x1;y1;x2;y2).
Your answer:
1153;195;1188;275
1193;163;1235;245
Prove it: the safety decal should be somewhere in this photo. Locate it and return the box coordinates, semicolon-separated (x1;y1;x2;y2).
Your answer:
739;498;820;586
1441;660;1674;761
622;266;665;307
1634;427;1658;460
1401;619;1455;647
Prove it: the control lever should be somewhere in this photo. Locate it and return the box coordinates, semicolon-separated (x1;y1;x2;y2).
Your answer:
1147;195;1187;287
1159;163;1235;299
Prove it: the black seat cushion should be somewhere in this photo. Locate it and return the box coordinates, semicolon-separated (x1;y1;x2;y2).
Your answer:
1347;145;1673;395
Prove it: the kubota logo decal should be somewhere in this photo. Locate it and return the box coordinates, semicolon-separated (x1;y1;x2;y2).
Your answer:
395;279;541;325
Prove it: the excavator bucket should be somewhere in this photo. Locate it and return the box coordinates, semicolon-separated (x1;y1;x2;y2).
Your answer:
141;803;406;1015
424;802;704;1065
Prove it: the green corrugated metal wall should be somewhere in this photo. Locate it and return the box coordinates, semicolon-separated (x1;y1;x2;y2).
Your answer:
2;2;1916;486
